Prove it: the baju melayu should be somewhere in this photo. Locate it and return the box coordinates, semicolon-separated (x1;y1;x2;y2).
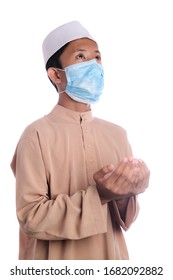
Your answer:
11;104;139;260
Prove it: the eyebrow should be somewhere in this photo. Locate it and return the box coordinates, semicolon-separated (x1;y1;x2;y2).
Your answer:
75;48;100;53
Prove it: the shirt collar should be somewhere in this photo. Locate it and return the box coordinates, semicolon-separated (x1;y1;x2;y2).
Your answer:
48;104;94;123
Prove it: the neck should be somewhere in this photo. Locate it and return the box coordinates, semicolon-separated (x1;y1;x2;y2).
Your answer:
58;92;91;112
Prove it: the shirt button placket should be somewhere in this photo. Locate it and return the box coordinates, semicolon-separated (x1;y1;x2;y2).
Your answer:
86;125;95;184
80;114;95;185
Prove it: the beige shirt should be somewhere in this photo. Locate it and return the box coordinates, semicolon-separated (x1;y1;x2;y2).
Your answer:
11;104;139;260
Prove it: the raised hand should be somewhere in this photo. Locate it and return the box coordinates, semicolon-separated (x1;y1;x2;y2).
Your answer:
93;157;150;203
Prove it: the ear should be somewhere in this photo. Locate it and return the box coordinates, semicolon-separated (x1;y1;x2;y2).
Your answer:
47;68;61;85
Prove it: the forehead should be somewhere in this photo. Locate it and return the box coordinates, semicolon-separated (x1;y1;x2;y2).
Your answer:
64;38;99;53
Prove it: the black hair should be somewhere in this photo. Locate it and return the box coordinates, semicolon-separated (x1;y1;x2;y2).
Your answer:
45;43;69;91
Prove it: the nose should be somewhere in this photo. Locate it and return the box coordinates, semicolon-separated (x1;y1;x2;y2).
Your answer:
86;57;101;65
86;56;94;61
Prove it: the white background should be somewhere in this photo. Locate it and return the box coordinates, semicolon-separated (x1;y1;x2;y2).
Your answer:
0;0;172;274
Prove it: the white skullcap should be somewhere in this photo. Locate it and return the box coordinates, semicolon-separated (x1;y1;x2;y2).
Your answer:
42;21;95;66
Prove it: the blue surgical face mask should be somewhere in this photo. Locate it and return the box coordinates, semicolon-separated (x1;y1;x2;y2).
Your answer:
59;59;104;104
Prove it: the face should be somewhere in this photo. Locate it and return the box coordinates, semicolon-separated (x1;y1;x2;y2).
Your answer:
48;38;102;95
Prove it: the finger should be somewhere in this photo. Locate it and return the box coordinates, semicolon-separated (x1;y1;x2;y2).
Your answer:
138;160;150;188
111;159;141;196
131;160;150;194
117;162;140;188
104;158;128;184
109;158;128;179
93;164;114;182
107;158;132;186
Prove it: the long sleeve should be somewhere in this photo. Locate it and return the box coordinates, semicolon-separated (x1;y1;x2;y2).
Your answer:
109;196;139;231
11;138;107;241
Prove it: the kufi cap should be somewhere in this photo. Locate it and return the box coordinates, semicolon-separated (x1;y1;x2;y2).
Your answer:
42;21;95;66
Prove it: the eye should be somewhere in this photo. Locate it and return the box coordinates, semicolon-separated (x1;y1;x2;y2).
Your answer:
76;53;85;60
95;55;101;61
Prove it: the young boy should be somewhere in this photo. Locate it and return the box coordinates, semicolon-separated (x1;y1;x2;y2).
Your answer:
11;21;150;260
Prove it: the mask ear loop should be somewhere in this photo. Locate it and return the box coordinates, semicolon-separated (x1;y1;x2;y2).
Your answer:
58;90;66;94
56;68;66;72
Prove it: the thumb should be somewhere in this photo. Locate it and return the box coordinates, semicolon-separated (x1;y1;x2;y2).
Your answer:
94;164;114;181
